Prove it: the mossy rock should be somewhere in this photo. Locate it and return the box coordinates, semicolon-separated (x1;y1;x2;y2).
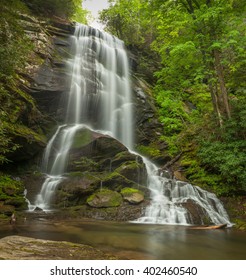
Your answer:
115;160;147;185
55;173;100;206
102;171;139;192
105;151;139;170
4;197;28;210
120;187;144;204
0;175;28;210
71;128;93;149
70;156;99;172
86;189;122;208
0;204;15;216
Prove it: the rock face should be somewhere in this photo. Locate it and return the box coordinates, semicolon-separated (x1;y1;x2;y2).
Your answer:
0;235;118;260
4;17;75;165
132;77;170;166
23;17;75;121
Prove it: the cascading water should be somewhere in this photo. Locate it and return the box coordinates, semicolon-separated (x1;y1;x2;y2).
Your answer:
33;24;231;226
33;24;133;210
135;158;231;225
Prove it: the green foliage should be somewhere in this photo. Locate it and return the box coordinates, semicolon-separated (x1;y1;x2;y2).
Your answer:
21;0;88;23
155;89;190;135
99;0;145;46
99;0;158;82
0;1;33;80
198;95;246;194
100;2;245;196
0;174;27;209
0;0;49;163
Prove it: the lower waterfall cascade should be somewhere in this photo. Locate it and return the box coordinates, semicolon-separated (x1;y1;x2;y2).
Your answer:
31;24;231;226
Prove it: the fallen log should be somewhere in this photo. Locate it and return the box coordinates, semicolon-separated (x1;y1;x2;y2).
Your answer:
189;224;227;230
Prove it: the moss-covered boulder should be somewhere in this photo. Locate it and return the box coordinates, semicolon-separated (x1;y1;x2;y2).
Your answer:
54;172;100;207
48;127;149;209
86;189;123;208
67;127;129;172
121;187;144;204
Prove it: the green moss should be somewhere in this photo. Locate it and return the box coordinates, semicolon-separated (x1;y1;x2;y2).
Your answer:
72;157;99;171
116;161;142;171
12;124;46;144
86;188;122;208
136;144;161;158
120;187;143;196
72;129;92;149
67;171;84;177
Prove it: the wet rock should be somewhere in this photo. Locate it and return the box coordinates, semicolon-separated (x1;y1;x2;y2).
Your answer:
33;207;43;212
132;77;170;166
0;235;118;260
180;199;212;225
68;201;148;221
174;171;188;182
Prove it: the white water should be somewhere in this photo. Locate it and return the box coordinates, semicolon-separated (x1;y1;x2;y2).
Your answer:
32;24;231;226
135;158;231;225
33;24;133;210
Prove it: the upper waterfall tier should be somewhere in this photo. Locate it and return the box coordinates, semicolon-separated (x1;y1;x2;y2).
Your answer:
66;25;134;149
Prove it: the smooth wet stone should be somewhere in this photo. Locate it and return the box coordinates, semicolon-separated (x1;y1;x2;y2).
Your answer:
0;235;118;260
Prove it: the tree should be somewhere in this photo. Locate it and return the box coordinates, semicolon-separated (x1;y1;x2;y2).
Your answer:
100;0;246;194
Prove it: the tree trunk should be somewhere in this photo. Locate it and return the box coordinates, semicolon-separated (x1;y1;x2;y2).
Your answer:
213;49;231;119
208;82;223;127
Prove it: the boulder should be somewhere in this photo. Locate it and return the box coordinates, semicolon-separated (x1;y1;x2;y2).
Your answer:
121;188;144;204
50;127;149;208
87;189;123;208
0;236;118;260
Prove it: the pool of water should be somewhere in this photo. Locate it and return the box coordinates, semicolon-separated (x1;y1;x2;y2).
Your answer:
1;217;246;259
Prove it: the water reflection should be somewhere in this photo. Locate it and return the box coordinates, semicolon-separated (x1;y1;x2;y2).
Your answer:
0;218;246;259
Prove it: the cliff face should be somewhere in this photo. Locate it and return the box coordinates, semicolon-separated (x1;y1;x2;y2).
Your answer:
5;15;75;163
0;14;76;214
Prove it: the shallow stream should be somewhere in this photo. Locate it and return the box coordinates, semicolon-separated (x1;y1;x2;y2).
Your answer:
1;217;245;259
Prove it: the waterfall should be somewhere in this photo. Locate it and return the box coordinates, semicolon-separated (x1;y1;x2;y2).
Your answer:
33;24;133;210
32;24;231;226
135;158;231;225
